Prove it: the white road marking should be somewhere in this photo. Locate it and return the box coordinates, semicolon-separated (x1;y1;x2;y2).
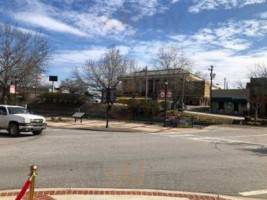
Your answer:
239;189;267;196
191;137;267;146
149;131;267;146
222;134;267;138
163;134;195;137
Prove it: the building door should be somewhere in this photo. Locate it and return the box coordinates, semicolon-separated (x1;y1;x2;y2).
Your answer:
265;103;267;118
234;102;239;112
219;102;224;110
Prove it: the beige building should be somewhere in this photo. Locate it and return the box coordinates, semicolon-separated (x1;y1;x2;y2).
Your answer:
121;68;217;106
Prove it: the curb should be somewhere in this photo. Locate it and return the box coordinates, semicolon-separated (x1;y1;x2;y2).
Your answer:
0;188;262;200
47;125;146;133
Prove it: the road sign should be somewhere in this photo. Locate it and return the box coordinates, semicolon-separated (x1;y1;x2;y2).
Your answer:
160;90;165;98
10;85;15;94
49;76;58;82
160;89;172;98
167;90;172;98
102;88;117;104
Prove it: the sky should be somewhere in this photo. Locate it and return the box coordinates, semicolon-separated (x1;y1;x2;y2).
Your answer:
1;0;267;87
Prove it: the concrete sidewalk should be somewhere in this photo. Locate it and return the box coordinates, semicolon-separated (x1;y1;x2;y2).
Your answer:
0;188;259;200
46;118;196;133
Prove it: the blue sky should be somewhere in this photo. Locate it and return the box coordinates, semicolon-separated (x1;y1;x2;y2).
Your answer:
1;0;267;87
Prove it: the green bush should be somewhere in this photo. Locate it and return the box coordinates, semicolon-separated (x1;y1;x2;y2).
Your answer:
40;93;88;105
126;99;159;120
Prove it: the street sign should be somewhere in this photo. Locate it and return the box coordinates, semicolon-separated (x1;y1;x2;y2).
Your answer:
102;88;117;104
49;76;58;82
167;90;172;98
10;85;15;94
160;89;172;98
160;90;165;98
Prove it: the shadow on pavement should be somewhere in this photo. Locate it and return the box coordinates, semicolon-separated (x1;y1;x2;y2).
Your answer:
0;131;33;138
240;147;267;156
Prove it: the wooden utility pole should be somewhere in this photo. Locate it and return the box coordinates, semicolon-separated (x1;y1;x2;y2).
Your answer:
209;65;215;113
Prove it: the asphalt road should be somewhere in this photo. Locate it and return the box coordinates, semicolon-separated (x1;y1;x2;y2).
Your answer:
0;126;266;198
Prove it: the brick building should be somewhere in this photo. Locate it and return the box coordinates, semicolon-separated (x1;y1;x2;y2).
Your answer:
212;89;249;116
248;78;267;118
121;68;217;106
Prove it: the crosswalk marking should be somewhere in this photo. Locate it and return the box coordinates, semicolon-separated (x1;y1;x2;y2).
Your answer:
148;132;267;147
239;189;267;196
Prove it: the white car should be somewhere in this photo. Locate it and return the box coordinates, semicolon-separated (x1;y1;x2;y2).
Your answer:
90;97;101;103
0;105;47;137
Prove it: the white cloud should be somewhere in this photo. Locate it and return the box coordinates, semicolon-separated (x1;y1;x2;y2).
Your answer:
259;11;267;18
61;12;134;38
52;46;131;66
0;22;47;36
88;0;179;21
13;12;89;37
189;0;266;13
52;48;108;65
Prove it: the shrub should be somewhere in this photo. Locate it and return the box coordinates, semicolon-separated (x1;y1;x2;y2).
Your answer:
126;99;160;120
40;93;88;105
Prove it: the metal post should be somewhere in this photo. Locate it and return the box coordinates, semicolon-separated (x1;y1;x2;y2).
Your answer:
52;81;54;93
14;77;18;105
181;76;185;111
106;88;110;128
164;81;168;127
106;103;109;128
209;65;214;113
29;165;37;200
145;66;148;101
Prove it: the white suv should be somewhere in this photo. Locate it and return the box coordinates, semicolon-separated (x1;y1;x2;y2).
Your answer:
0;105;46;137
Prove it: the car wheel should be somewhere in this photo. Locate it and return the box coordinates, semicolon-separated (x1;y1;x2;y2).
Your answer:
9;123;20;137
32;131;42;135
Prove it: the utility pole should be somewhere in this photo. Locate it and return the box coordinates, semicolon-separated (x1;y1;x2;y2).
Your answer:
145;66;148;101
208;65;215;113
164;81;168;127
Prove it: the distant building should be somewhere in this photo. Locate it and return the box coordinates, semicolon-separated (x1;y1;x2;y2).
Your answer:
121;68;220;106
212;89;249;116
248;77;267;118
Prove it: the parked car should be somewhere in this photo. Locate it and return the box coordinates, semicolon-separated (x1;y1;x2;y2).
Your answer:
0;105;46;137
89;97;101;103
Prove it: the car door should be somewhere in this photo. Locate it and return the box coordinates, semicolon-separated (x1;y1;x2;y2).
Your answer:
0;106;9;128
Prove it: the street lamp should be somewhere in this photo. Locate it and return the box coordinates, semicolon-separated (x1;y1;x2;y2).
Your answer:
164;81;168;127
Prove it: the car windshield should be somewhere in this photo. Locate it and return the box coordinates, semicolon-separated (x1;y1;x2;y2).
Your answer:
8;107;28;114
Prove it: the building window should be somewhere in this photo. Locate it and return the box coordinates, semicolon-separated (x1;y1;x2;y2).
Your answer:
219;102;224;110
234;102;239;112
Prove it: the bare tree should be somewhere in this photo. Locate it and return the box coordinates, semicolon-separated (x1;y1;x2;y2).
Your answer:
248;63;267;78
155;46;192;71
194;70;209;81
82;47;129;91
155;46;193;108
78;47;130;128
234;81;246;89
247;63;267;119
61;68;88;94
0;23;50;103
122;59;142;98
